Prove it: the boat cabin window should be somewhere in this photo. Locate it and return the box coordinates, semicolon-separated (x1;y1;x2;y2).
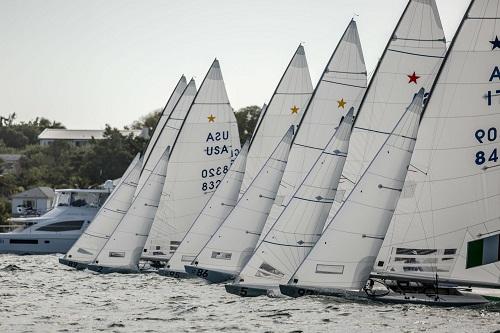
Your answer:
55;191;109;208
36;220;84;232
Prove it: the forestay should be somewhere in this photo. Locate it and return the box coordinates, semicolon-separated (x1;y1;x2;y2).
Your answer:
287;90;424;290
258;19;367;243
330;0;446;219
136;79;197;192
61;154;142;268
88;148;170;273
162;142;250;275
144;60;241;261
188;127;294;282
142;75;187;170
241;45;313;193
375;0;500;287
234;108;354;290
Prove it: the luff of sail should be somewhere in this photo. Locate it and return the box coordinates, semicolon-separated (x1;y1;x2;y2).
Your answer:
142;75;187;169
330;0;446;220
87;147;170;274
185;127;294;283
375;0;500;288
136;79;197;192
227;109;354;296
59;153;142;269
281;89;425;295
241;45;313;193
143;59;241;262
159;141;250;278
258;19;367;245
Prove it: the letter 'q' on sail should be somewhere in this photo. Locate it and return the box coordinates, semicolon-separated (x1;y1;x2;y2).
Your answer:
330;0;446;219
160;142;250;278
59;154;142;269
241;45;313;193
87;148;170;274
143;59;241;262
226;109;354;296
375;0;500;288
281;90;424;294
185;127;294;283
258;19;367;244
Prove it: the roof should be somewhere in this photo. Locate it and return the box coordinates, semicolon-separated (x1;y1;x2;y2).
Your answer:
0;154;23;162
38;128;143;141
12;187;55;199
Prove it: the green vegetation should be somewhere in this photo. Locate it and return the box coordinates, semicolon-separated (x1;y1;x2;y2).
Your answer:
0;105;261;224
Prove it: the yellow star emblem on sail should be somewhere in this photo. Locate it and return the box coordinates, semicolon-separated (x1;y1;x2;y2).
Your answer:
290;105;299;114
337;98;346;109
207;114;216;123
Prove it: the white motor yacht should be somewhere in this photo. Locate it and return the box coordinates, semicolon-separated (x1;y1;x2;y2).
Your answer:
0;189;110;255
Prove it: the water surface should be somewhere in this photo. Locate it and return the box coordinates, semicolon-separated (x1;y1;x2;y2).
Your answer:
1;254;499;332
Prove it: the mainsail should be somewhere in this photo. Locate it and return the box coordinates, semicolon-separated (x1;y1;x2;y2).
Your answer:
87;148;170;274
375;0;500;288
241;45;313;193
142;75;187;169
143;59;241;261
59;154;142;269
283;90;424;292
258;19;367;244
330;0;446;219
229;109;354;295
137;79;197;191
185;127;294;283
160;141;250;277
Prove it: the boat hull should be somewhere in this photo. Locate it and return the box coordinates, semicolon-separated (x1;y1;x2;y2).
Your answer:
184;265;235;283
0;234;77;255
158;268;191;279
87;264;139;274
58;257;88;270
225;283;270;297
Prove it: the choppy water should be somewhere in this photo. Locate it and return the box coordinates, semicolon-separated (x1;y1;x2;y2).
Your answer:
1;254;500;333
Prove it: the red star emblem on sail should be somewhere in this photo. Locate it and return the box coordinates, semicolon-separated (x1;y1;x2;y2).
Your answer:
407;72;420;84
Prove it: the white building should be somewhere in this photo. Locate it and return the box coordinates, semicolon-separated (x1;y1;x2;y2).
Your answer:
38;128;149;146
11;187;55;216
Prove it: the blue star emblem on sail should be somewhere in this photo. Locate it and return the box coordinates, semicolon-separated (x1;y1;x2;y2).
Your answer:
490;36;500;50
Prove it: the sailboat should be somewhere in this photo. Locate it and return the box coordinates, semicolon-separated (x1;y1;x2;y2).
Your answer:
59;75;189;269
158;141;250;278
227;109;354;297
329;0;446;222
142;59;241;263
241;45;313;193
59;154;142;269
87;148;170;274
370;0;500;306
185;127;295;283
256;19;367;254
279;90;426;300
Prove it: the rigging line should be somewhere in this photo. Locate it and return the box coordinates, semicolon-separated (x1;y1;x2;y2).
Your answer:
293;196;335;204
354;126;391;135
386;48;445;58
377;184;403;192
292;142;323;150
325;70;367;75
341;175;355;184
259;194;277;200
409;163;428;175
477;228;500;237
321;79;366;89
262;239;314;248
361;234;385;240
393;37;446;42
193;102;230;105
273;92;312;95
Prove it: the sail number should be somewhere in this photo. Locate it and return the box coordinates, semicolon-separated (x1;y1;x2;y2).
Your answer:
201;165;229;178
475;127;498;166
202;180;222;191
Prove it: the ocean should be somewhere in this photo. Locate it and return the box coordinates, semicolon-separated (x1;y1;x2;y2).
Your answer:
1;254;499;332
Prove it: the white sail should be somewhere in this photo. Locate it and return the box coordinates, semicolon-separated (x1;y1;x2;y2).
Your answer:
258;20;367;243
61;154;142;268
137;79;197;192
87;147;170;273
330;0;446;219
375;0;500;287
233;108;354;291
142;75;187;167
143;60;241;261
287;90;424;290
186;127;294;282
241;45;313;193
162;141;250;276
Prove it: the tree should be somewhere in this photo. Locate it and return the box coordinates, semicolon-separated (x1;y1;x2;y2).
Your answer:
234;105;262;144
131;109;162;135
